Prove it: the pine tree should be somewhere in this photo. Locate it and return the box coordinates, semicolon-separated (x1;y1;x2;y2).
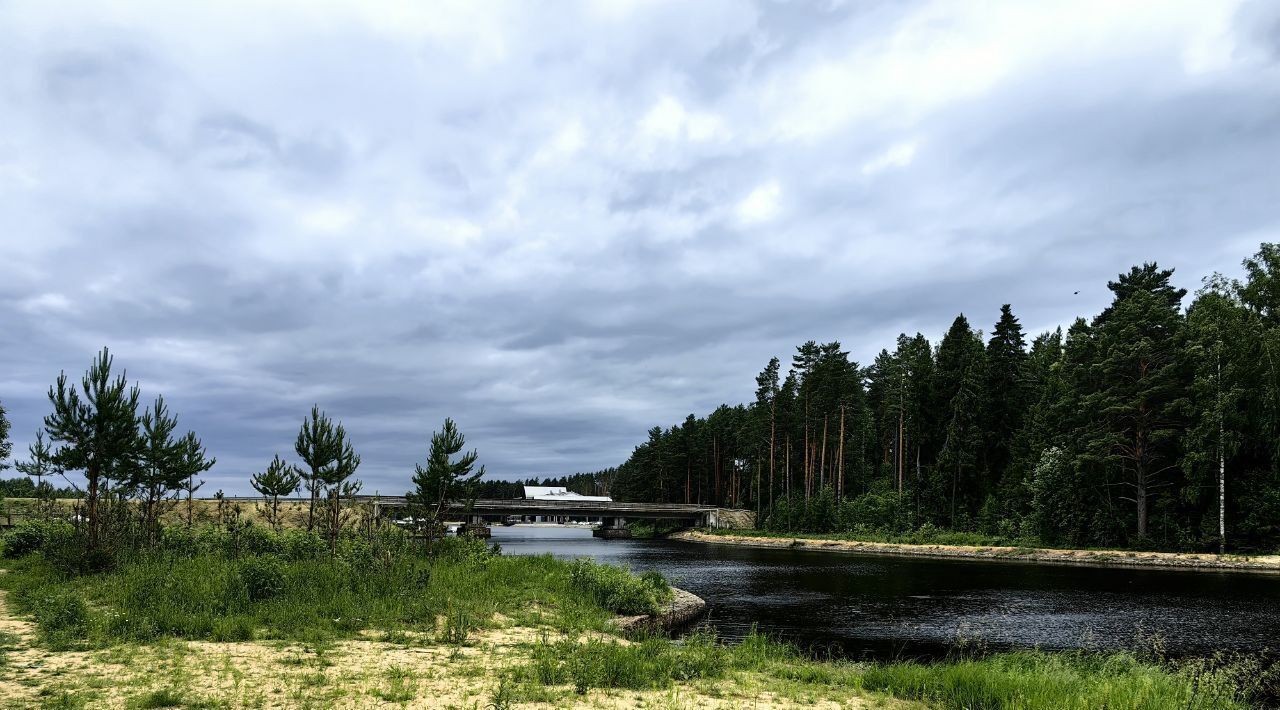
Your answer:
0;398;11;471
251;455;302;531
1088;264;1189;540
754;357;780;509
295;405;339;531
15;431;59;517
407;418;484;537
44;348;142;551
133;396;184;536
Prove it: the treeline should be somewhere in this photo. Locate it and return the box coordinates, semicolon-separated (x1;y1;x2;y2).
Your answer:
608;243;1280;553
0;477;80;500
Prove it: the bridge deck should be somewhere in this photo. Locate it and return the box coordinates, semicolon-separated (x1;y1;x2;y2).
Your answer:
379;497;717;520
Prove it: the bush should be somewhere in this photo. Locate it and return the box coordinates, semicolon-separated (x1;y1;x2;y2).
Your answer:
568;560;671;616
2;520;74;559
239;555;286;601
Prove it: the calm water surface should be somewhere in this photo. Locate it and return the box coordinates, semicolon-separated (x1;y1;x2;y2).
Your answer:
493;525;1280;660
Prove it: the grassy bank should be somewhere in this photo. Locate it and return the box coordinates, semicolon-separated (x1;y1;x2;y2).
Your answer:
678;529;1280;572
0;521;676;650
0;520;1265;708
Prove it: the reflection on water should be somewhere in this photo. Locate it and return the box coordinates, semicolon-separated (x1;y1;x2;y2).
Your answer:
493;525;1280;659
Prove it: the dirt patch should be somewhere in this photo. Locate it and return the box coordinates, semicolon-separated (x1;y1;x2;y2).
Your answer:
673;530;1280;573
0;592;899;709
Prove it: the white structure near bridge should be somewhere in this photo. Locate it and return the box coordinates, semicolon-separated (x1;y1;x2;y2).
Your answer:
522;486;612;502
521;486;611;522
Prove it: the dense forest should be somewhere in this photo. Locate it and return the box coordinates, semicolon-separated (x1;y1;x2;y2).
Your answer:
598;243;1280;553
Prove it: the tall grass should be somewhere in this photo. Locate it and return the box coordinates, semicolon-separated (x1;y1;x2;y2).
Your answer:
0;522;660;646
861;650;1254;709
510;630;1256;709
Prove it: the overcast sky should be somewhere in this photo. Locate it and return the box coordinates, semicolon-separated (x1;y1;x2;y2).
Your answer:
2;0;1278;494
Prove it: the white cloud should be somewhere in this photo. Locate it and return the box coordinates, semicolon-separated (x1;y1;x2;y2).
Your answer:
736;180;782;225
861;141;918;176
19;293;74;315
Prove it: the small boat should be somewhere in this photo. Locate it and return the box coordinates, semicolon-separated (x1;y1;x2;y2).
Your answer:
501;515;518;526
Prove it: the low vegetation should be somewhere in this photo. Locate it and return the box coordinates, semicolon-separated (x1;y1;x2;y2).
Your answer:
0;520;664;650
504;630;1258;709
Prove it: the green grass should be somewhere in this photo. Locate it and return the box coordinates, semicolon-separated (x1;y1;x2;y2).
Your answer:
567;558;672;615
0;524;665;647
514;630;731;693
507;630;1256;709
861;650;1254;709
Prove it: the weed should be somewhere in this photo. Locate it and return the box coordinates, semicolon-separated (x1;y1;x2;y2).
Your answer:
127;687;185;708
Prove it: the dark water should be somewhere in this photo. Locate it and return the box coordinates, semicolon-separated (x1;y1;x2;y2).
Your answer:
492;525;1280;660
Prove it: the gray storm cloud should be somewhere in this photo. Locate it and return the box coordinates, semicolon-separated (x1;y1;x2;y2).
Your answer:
1;0;1277;493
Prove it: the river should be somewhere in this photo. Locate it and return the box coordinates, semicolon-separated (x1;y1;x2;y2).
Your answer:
492;524;1280;660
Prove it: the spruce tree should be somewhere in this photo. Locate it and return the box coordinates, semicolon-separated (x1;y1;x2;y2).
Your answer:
932;316;987;527
983;305;1029;501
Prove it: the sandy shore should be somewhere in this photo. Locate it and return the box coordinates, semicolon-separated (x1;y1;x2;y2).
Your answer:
672;530;1280;573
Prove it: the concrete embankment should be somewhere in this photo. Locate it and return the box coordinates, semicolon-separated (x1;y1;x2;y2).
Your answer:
672;530;1280;574
615;587;707;633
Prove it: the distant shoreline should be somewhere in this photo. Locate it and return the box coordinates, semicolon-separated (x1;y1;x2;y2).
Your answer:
671;530;1280;574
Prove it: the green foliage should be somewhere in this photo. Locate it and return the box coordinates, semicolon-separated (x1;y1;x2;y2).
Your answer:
1;522;641;645
239;555;286;601
517;632;729;692
407;417;485;529
294;404;361;535
568;559;671;616
0;398;9;471
610;242;1280;553
2;520;74;559
30;590;89;647
43;347;143;550
860;650;1251;710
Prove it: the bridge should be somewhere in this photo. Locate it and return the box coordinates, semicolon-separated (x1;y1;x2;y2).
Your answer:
213;495;751;537
365;497;743;537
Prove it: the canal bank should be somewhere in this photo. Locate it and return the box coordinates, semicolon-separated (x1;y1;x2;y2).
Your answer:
494;524;1280;659
672;529;1280;573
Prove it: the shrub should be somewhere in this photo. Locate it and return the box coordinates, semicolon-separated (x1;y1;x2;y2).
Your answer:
568;560;671;616
239;555;286;601
2;520;74;559
280;528;327;561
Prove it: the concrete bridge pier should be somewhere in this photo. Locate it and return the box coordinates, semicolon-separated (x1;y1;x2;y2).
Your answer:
593;515;632;539
460;514;491;539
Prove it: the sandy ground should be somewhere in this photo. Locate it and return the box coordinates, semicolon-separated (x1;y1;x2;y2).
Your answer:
673;530;1280;573
0;590;913;709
